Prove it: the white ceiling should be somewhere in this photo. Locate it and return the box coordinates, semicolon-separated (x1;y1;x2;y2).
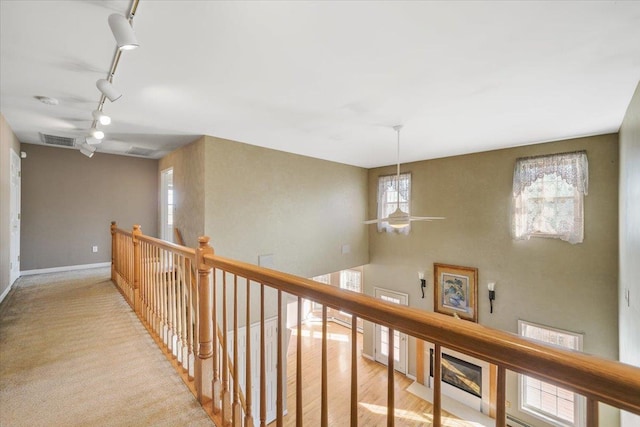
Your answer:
1;1;640;168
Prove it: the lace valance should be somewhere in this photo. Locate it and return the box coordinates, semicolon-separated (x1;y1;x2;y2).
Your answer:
512;151;588;196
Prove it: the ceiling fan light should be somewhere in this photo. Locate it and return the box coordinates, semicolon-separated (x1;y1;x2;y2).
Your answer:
108;14;139;51
89;128;104;140
96;79;122;102
92;109;111;125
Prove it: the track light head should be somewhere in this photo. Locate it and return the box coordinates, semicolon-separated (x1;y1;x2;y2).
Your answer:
89;128;104;140
79;143;97;158
85;136;101;145
92;109;111;125
96;79;122;102
108;14;139;51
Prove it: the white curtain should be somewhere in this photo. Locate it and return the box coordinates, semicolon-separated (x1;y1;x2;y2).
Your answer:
377;173;411;234
512;151;588;244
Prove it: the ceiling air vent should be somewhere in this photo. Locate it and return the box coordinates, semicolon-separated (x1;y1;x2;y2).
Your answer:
126;147;154;157
39;133;78;147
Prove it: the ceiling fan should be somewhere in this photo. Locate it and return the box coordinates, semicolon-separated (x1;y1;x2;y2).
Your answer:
364;125;445;229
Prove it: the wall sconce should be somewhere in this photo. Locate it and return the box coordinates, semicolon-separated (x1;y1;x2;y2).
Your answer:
419;272;426;298
488;282;496;313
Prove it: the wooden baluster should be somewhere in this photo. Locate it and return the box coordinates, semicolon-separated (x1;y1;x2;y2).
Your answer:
260;284;266;427
175;254;183;363
245;278;254;427
154;245;160;334
178;256;186;368
195;236;214;404
171;252;177;356
232;275;241;426
186;257;195;379
350;315;358;427
587;397;599;427
222;272;231;425
496;366;506;427
212;268;221;414
110;221;117;282
132;225;141;314
277;290;284;427
162;248;168;347
387;328;394;427
296;296;303;427
433;343;442;427
321;305;328;427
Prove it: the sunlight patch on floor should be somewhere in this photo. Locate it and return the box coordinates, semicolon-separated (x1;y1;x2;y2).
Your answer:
290;327;350;342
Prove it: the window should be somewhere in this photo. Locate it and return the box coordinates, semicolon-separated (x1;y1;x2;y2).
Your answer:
339;269;361;293
161;168;174;242
519;320;584;427
512;151;588;244
377;173;411;233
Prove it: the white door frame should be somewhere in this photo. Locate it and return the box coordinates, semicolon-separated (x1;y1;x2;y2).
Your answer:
9;149;20;284
374;287;408;374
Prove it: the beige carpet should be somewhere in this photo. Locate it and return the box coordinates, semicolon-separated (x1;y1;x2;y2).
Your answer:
0;267;213;427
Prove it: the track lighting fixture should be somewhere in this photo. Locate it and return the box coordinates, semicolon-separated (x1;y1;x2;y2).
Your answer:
86;137;101;145
92;109;111;125
79;143;97;158
89;128;105;140
108;13;139;51
96;79;122;102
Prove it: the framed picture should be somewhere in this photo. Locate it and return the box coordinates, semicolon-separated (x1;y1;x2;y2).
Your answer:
434;263;478;322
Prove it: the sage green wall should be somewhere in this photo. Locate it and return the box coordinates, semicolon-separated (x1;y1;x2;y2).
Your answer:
619;81;640;427
20;144;158;270
364;134;619;426
0;114;21;299
202;135;369;279
158;137;206;247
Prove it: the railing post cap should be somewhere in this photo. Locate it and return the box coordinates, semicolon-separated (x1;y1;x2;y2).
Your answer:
133;224;141;231
198;236;210;245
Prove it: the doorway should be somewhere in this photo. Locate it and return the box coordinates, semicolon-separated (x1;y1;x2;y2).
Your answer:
374;288;408;374
9;149;20;284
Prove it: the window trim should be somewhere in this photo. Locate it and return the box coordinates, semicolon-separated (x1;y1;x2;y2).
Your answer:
518;320;585;427
377;172;412;233
512;151;588;244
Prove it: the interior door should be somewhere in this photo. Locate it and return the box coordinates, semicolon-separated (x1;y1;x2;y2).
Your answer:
374;288;408;374
9;149;20;284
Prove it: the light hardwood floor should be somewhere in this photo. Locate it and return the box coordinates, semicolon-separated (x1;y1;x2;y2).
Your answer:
274;321;479;426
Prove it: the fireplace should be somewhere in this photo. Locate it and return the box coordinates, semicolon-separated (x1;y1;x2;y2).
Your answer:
425;345;490;413
430;350;482;398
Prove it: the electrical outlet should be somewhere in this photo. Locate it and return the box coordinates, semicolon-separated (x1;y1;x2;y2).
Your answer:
92;245;98;253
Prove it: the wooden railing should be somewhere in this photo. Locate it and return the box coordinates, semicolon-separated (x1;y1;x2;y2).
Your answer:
111;223;640;427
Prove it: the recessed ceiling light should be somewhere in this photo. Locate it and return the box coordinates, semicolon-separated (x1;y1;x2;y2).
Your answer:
34;96;59;106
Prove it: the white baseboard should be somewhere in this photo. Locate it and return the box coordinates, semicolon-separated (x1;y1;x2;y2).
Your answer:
361;352;375;361
20;262;111;276
0;283;12;304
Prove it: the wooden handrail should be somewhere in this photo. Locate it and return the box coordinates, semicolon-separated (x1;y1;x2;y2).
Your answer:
203;252;640;415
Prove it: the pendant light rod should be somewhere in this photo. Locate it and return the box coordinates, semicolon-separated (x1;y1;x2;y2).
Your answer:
393;125;403;210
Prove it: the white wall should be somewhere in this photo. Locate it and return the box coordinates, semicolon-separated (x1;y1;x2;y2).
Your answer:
0;114;21;301
619;81;640;427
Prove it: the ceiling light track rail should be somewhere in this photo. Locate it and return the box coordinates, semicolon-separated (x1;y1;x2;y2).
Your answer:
83;0;140;157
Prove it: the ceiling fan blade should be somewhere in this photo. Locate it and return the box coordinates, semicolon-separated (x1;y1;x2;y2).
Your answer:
410;216;446;221
364;218;390;224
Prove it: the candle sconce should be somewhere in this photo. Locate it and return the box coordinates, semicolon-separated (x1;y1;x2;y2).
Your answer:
488;282;496;313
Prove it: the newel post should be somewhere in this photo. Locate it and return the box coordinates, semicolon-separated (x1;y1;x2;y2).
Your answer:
132;225;142;314
110;221;117;282
195;236;214;403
